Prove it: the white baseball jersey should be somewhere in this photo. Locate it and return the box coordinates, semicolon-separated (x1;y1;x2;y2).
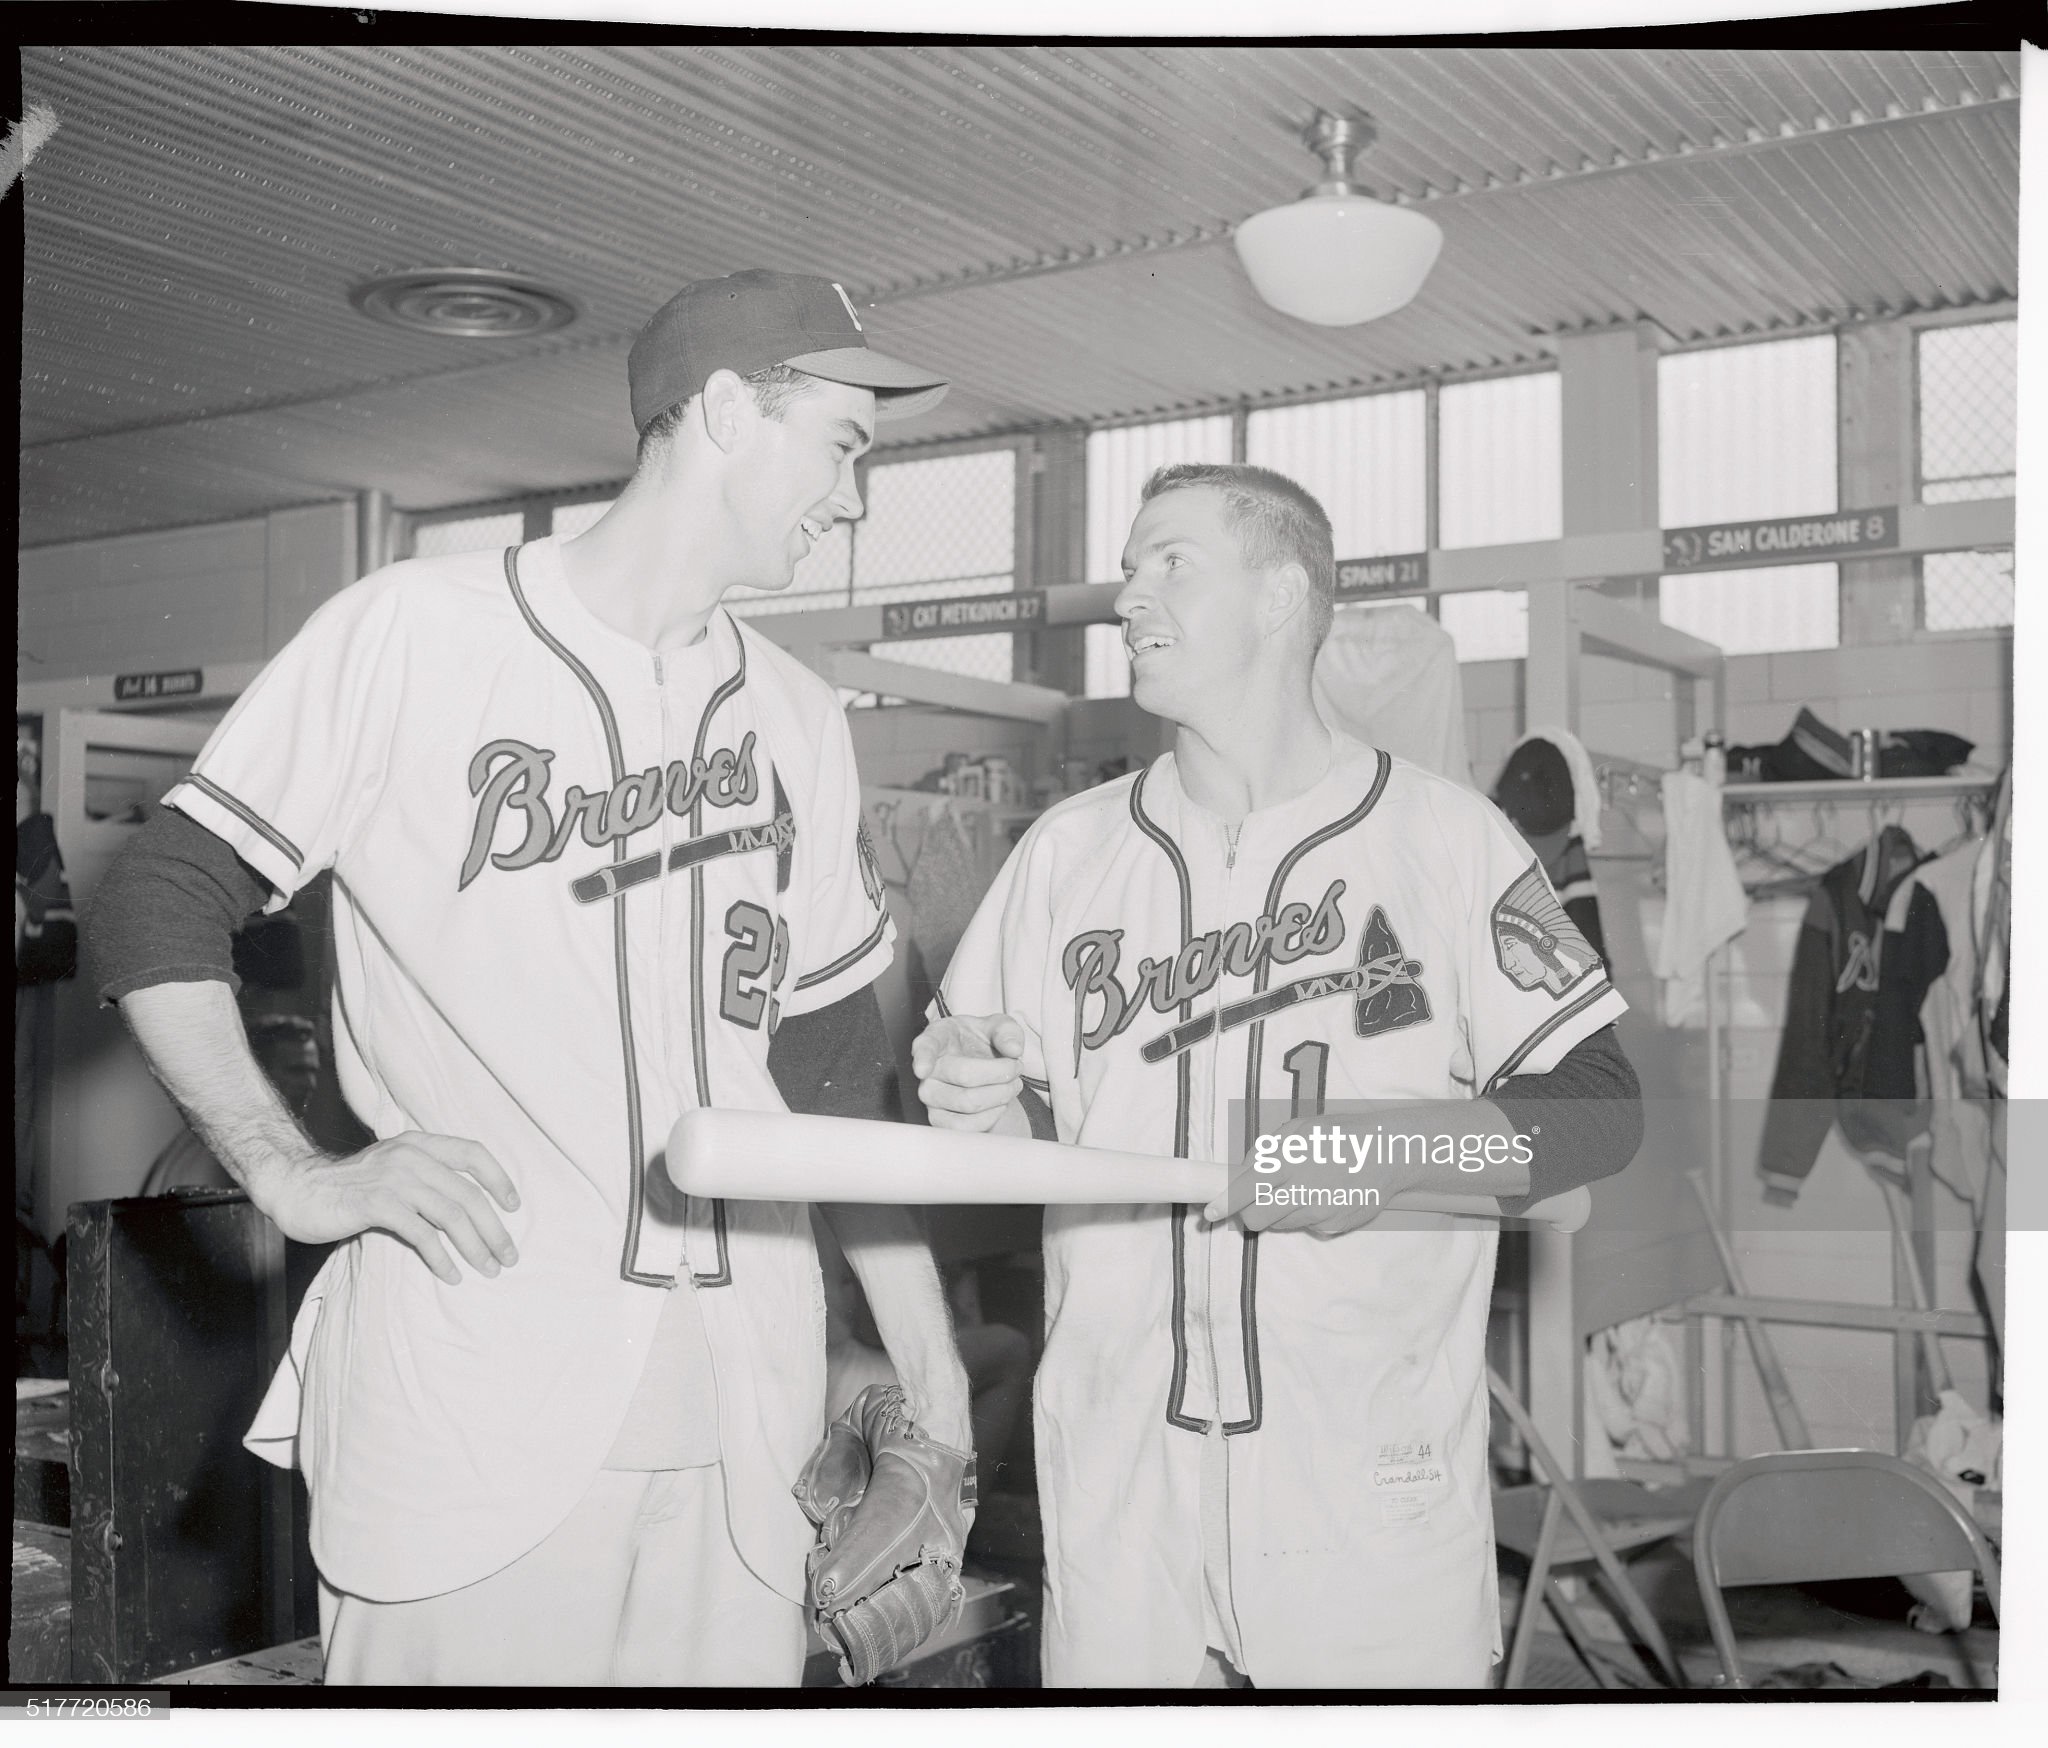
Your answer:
938;736;1624;1686
164;535;893;1602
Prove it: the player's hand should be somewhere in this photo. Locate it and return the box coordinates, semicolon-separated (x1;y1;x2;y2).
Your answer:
254;1133;522;1285
1204;1118;1399;1235
910;1013;1029;1133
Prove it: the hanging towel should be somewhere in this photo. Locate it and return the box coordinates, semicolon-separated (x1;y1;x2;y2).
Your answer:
1654;771;1748;1027
1584;1316;1687;1477
1311;604;1476;788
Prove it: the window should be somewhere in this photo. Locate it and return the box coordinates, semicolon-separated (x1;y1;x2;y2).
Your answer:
722;523;855;618
1923;549;2013;632
1661;564;1839;655
724;448;1020;686
1083;416;1235;697
1659;335;1840;652
1919;320;2017;503
1437;373;1561;549
1439;589;1528;664
1246;390;1426;560
857;450;1017;684
410;511;524;560
1660;335;1837;527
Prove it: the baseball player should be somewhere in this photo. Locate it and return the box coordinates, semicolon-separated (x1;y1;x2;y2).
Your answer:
84;271;972;1685
915;463;1643;1688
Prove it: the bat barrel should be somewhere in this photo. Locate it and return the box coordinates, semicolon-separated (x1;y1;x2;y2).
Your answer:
665;1109;1590;1230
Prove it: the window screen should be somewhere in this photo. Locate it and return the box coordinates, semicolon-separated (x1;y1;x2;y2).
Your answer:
1661;563;1839;655
1437;373;1561;549
1246;390;1426;560
1440;589;1528;664
1918;321;2017;504
1658;335;1839;652
410;511;524;560
1660;335;1836;528
1922;549;2013;632
859;450;1017;684
724;449;1019;686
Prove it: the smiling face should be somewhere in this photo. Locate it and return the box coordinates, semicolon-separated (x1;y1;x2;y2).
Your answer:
1114;486;1272;727
722;375;874;591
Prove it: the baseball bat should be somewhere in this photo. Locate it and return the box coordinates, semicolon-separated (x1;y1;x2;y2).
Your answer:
666;1108;1590;1231
1685;1168;1812;1448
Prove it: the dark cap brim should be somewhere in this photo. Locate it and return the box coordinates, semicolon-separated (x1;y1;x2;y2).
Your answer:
780;347;950;421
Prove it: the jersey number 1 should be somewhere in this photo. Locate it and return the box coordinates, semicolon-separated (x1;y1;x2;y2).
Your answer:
1283;1040;1328;1119
722;900;790;1031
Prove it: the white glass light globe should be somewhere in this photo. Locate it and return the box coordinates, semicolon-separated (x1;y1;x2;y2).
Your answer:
1233;195;1444;327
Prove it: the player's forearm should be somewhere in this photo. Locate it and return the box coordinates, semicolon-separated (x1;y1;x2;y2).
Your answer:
817;1202;972;1445
118;980;330;1208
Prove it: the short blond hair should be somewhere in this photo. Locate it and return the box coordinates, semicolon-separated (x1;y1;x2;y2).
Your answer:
1141;462;1337;650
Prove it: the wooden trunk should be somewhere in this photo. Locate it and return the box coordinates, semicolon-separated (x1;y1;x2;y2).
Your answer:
65;1191;329;1683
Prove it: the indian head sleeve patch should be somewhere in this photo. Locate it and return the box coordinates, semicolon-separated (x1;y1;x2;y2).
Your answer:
1491;862;1601;999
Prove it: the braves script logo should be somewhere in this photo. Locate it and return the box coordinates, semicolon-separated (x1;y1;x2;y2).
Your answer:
1492;864;1600;998
1063;881;1349;1065
1134;902;1431;1063
460;733;760;890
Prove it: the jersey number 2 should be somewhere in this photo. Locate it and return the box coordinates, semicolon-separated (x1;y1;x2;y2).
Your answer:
722;901;790;1031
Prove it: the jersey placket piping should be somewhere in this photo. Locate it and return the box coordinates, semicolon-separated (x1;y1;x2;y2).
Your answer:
684;635;749;1289
1226;749;1393;1435
1128;773;1207;1436
1196;820;1247;1435
501;546;661;1289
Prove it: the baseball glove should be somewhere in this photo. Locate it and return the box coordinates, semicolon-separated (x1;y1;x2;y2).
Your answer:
793;1384;977;1686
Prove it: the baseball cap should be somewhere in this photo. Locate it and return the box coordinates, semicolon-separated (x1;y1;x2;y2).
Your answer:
1491;738;1575;838
627;269;949;435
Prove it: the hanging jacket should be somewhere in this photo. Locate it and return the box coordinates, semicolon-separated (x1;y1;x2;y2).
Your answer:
1757;825;1923;1205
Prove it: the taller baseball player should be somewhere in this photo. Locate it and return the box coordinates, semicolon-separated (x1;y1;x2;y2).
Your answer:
916;463;1643;1688
84;271;972;1685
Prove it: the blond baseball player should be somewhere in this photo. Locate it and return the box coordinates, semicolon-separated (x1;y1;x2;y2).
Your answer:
916;463;1642;1688
85;272;971;1685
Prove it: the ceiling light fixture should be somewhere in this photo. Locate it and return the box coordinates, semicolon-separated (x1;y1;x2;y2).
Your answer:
1233;108;1443;327
349;269;579;339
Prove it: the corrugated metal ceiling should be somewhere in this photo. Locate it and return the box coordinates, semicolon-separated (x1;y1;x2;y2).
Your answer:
18;44;2020;548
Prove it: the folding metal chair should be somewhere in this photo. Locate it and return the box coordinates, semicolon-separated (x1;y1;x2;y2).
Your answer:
1489;1366;1704;1689
1692;1448;2000;1688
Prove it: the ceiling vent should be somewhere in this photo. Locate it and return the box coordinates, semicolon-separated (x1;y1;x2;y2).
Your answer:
348;269;579;339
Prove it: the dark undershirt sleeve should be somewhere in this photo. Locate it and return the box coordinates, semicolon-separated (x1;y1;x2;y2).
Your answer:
766;985;903;1123
1488;1023;1643;1214
83;804;273;1004
1016;1083;1057;1141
